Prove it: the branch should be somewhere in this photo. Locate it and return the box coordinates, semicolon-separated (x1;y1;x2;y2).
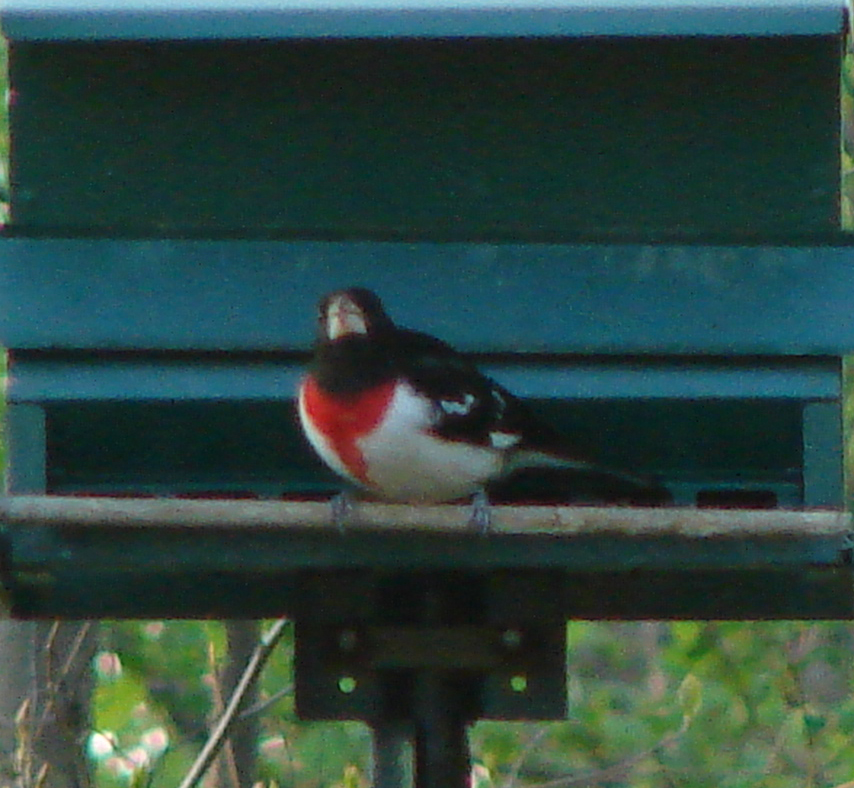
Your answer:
177;618;290;788
237;683;294;722
500;726;552;788
527;717;690;788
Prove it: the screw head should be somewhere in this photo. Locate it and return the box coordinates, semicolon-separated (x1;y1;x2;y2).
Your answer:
338;629;358;652
501;629;523;650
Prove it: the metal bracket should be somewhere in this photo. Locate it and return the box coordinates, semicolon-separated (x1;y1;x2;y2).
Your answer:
294;570;566;722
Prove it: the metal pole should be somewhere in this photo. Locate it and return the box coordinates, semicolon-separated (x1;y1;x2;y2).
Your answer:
413;671;470;788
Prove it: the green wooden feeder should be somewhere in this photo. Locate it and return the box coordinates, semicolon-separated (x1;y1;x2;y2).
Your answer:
0;0;851;786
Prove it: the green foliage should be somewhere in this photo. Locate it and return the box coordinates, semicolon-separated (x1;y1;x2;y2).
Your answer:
472;622;854;788
676;673;702;722
88;620;854;788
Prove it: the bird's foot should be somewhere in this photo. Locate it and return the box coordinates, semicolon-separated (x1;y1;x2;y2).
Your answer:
468;489;492;534
330;490;357;533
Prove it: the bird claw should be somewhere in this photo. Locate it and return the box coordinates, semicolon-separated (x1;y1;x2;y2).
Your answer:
331;490;356;533
468;489;492;534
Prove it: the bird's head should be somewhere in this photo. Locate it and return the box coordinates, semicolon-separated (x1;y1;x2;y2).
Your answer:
317;288;394;342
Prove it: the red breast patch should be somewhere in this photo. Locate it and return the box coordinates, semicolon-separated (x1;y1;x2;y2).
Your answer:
300;376;398;483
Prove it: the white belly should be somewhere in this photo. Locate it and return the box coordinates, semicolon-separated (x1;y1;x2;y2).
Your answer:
358;382;503;503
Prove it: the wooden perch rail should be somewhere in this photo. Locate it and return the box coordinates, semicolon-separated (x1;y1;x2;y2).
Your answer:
0;495;850;538
3;496;853;619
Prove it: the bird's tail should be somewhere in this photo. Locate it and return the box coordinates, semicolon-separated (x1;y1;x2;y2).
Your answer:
491;450;672;506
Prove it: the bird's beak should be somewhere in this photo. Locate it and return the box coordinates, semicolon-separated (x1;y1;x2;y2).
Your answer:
326;295;368;340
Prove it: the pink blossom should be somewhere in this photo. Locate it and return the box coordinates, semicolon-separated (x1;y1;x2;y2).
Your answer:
93;651;123;680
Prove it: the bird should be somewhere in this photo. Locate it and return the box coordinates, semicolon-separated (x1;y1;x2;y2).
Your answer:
297;287;670;522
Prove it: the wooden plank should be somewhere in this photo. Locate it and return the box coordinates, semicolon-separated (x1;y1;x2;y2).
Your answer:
1;496;850;537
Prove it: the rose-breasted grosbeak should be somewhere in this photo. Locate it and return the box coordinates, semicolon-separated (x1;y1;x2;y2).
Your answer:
298;287;670;512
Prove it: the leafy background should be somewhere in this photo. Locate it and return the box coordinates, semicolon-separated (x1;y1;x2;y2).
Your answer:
3;26;854;788
88;619;854;788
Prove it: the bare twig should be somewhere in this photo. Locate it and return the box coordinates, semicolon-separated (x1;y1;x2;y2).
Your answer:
501;726;552;788
13;698;33;788
177;618;290;788
33;622;92;745
57;623;93;683
206;640;240;788
237;684;294;722
526;718;690;788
